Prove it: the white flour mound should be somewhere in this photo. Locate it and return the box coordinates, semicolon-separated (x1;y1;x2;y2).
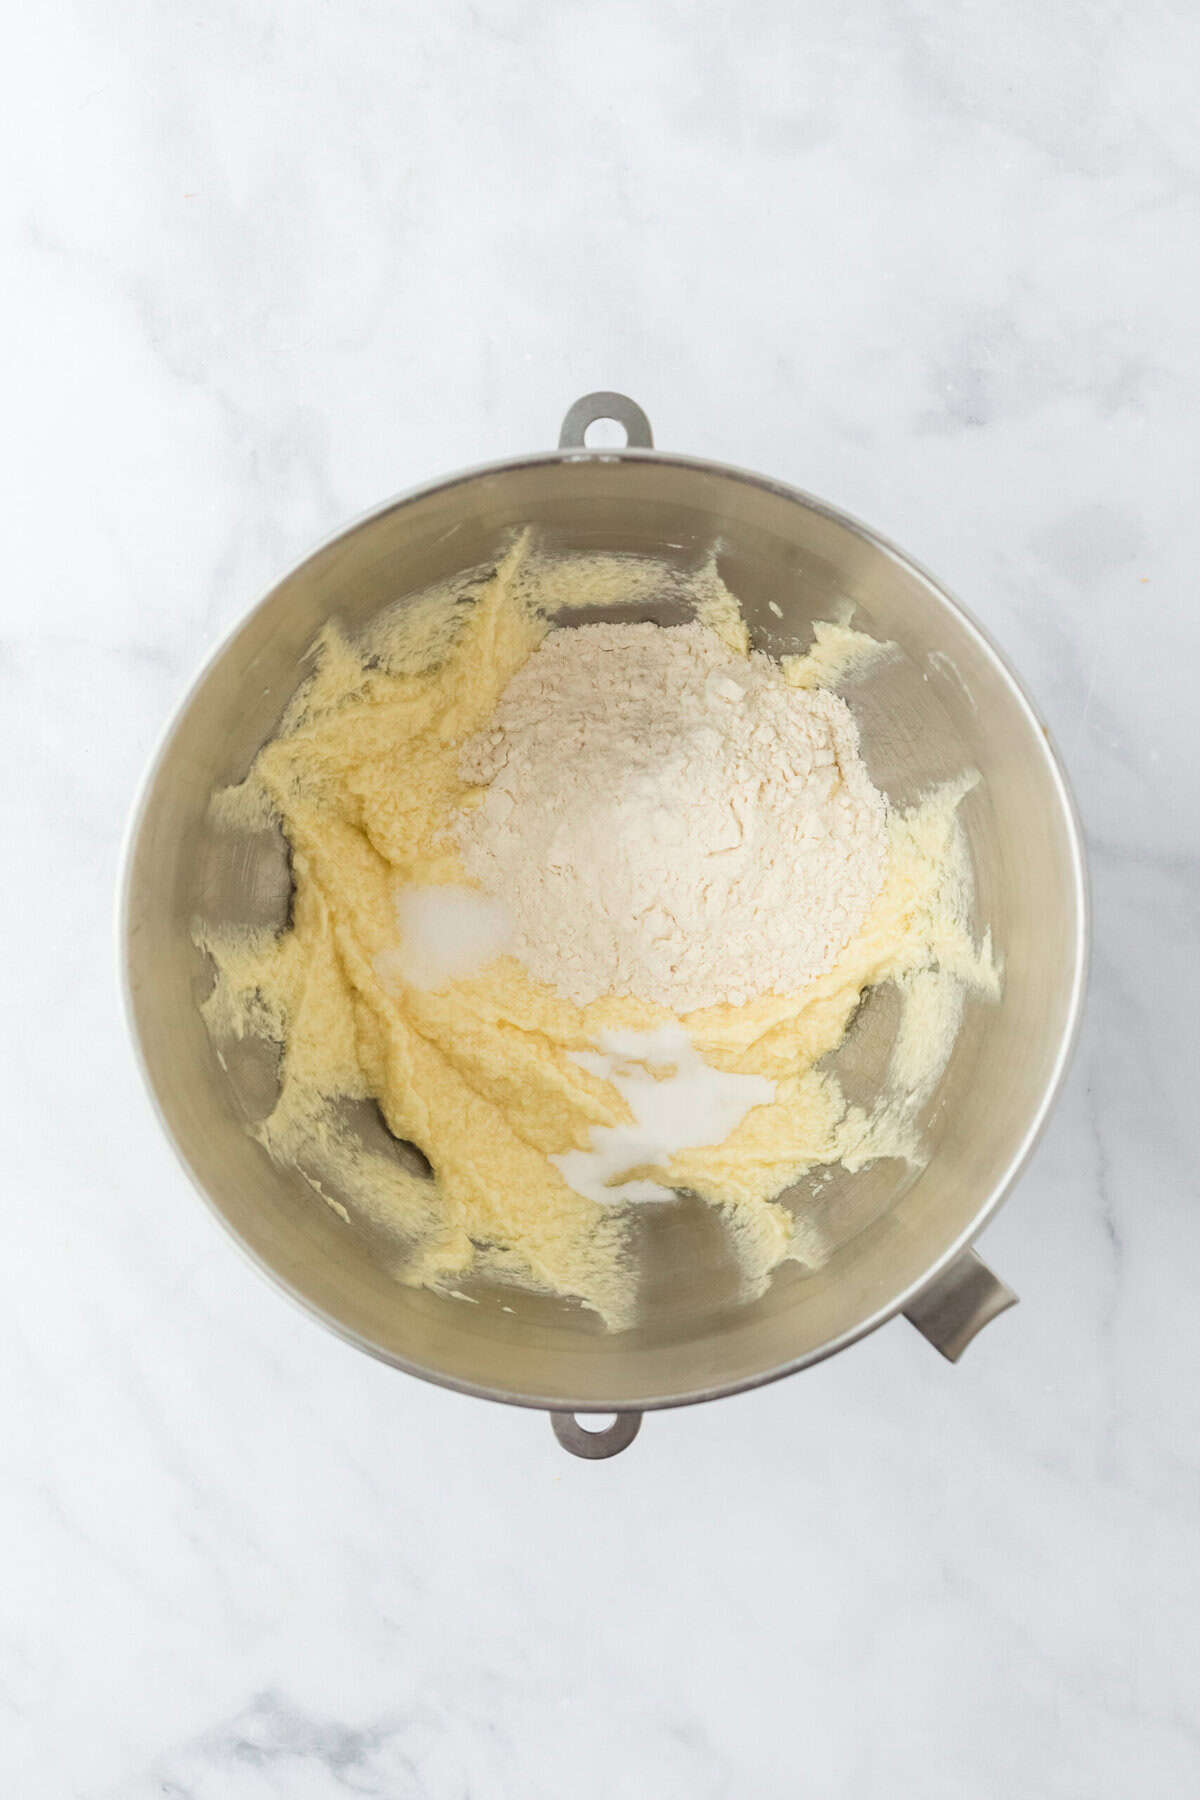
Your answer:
455;620;888;1011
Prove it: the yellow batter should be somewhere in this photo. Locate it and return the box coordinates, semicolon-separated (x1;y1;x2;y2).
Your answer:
200;540;997;1328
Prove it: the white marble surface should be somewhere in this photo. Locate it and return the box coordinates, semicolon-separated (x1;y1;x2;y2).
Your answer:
4;3;1199;1793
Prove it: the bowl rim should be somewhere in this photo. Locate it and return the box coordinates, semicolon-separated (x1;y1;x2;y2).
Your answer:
119;443;1091;1415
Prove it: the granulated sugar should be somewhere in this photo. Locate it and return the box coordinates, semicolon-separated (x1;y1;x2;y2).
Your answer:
455;620;888;1011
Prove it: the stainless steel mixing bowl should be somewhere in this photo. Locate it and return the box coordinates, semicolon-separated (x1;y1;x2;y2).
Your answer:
122;392;1088;1458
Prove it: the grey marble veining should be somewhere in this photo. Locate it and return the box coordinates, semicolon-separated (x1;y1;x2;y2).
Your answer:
3;2;1199;1795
